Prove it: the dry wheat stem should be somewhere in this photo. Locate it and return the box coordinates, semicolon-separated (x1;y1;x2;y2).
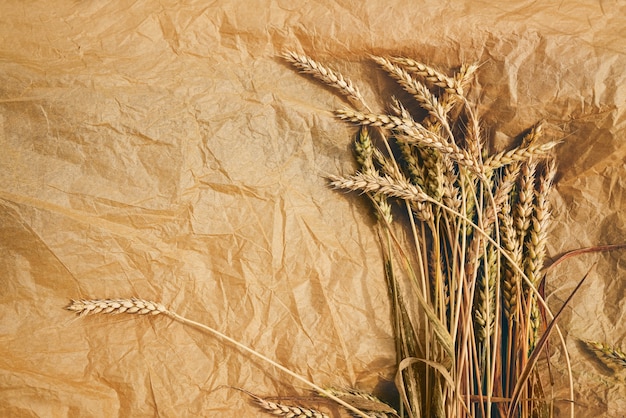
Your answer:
465;169;518;277
506;271;589;418
66;299;371;418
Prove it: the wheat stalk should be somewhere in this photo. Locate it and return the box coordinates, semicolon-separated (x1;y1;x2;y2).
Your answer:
373;56;452;130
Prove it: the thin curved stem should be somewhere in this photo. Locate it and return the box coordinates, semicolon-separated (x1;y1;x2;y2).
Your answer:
165;310;371;418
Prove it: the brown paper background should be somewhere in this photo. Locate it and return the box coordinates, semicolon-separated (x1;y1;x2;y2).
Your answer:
1;0;625;416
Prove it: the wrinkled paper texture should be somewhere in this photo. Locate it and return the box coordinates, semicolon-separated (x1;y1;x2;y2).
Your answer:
1;0;625;416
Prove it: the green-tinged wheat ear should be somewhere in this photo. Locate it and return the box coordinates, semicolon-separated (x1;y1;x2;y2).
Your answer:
474;245;499;342
499;193;523;321
526;158;557;349
353;127;393;225
354;127;375;173
584;340;626;368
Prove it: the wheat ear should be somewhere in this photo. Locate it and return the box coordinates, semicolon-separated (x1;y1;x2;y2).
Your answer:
328;172;430;203
474;246;498;343
584;340;626;368
334;109;480;173
66;299;371;418
320;388;399;417
66;298;168;316
283;51;370;111
354;127;394;224
483;142;559;171
372;56;452;126
526;158;556;287
388;97;447;202
231;387;329;418
499;196;522;320
456;62;480;91
389;56;462;96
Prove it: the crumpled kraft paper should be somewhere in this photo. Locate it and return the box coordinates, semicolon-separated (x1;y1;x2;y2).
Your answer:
1;0;625;417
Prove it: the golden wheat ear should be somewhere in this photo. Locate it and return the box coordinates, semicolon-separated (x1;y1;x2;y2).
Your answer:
282;50;370;112
230;387;330;418
319;387;399;417
66;298;168;316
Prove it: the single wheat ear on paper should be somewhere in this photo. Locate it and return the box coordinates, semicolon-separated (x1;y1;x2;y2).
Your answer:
66;298;168;316
584;340;626;368
65;298;373;418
